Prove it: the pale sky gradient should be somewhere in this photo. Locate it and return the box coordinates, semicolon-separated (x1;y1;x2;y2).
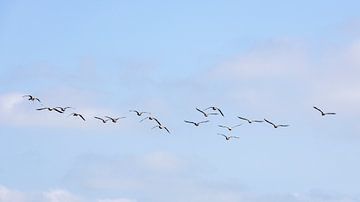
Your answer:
1;1;360;201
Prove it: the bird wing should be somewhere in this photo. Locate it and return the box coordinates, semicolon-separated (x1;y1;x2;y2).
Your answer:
36;107;48;111
232;124;242;128
218;125;230;130
184;120;196;124
217;133;227;138
216;108;224;116
153;117;161;125
53;108;63;113
313;106;324;114
198;120;209;124
140;117;149;122
264;119;276;127
94;117;106;122
164;127;170;134
278;124;289;127
196;108;207;116
252;120;264;123
324;113;336;115
208;112;219;116
230;136;240;139
78;114;86;121
238;116;250;121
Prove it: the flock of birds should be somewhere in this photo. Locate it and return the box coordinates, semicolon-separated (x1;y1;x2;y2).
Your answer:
23;94;337;141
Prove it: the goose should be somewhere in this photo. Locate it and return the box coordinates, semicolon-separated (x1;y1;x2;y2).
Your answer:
55;107;73;113
196;108;218;117
264;119;289;128
184;120;209;126
36;107;63;113
237;116;264;124
129;110;151;116
218;124;242;131
94;116;109;123
152;124;170;134
69;113;86;121
204;106;224;116
313;106;336;116
105;116;126;123
23;95;41;103
217;133;239;141
140;116;161;125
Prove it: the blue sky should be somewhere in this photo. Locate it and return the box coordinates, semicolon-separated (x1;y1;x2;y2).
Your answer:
1;1;360;201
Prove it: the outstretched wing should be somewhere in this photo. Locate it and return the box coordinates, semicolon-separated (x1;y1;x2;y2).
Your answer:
264;119;276;127
196;108;207;116
238;116;250;122
94;116;106;123
216;108;224;116
184;120;196;125
278;124;289;127
78;114;86;121
232;124;242;128
218;125;230;130
198;120;209;124
217;133;227;138
36;107;48;111
229;136;240;139
324;113;336;115
313;106;324;114
164;127;170;134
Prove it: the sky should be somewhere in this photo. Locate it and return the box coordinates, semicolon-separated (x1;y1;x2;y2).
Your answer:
1;0;360;201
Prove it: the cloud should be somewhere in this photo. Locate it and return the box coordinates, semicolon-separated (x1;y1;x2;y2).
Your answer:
42;190;83;202
0;186;26;202
97;199;137;202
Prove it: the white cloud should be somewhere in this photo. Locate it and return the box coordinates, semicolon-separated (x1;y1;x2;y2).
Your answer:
97;199;137;202
0;186;26;202
43;190;83;202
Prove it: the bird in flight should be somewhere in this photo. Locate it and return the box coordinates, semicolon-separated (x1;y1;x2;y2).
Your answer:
129;110;151;116
204;106;224;116
152;124;170;134
105;116;126;123
196;108;218;117
69;113;86;121
184;120;209;127
313;106;336;116
237;116;264;124
264;119;289;128
218;124;242;131
94;116;109;123
140;116;162;125
55;106;73;113
23;95;41;103
217;133;239;141
36;107;63;114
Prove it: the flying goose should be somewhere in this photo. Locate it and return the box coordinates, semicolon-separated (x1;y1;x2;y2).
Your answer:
69;113;86;121
36;107;63;114
23;95;41;103
105;116;126;123
237;116;264;124
218;124;242;131
184;120;209;126
204;106;224;116
264;119;289;128
140;116;162;125
55;107;73;113
152;124;170;134
313;106;336;116
217;133;239;140
196;108;218;117
129;110;151;116
94;116;109;123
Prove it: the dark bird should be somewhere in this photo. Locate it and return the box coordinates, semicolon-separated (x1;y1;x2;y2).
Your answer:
264;119;289;128
69;113;86;121
23;95;41;103
129;110;151;116
237;116;264;124
196;108;218;117
94;116;109;123
36;107;63;113
313;106;336;116
217;133;239;141
218;124;242;131
55;107;73;113
204;106;224;116
105;116;126;123
184;120;209;126
152;124;170;134
140;116;162;125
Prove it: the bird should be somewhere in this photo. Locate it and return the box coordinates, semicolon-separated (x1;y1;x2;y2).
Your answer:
217;133;239;141
23;95;41;103
218;124;242;131
204;106;224;116
69;113;86;121
129;110;151;116
237;116;264;124
105;116;126;123
140;116;162;125
196;108;218;117
313;106;336;116
152;124;170;134
184;120;209;126
94;116;109;123
55;106;73;113
36;107;63;114
264;119;289;128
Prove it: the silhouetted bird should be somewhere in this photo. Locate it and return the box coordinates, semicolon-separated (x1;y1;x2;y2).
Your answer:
55;107;73;113
69;113;86;121
218;124;242;131
205;106;224;116
196;108;218;117
152;124;170;134
36;107;63;114
313;106;336;116
264;119;289;128
129;110;151;116
140;116;162;125
105;116;126;123
217;133;239;141
23;95;41;103
237;116;264;124
184;120;209;126
94;116;109;123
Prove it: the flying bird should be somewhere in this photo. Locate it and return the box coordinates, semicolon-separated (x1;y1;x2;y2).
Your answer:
204;106;224;116
218;124;242;131
196;108;218;117
36;107;63;114
55;106;73;113
264;119;289;128
105;116;126;123
152;124;171;134
23;95;41;103
140;116;162;125
129;110;151;116
69;113;86;121
237;116;264;124
184;120;209;126
217;133;239;141
313;106;336;116
94;116;109;123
